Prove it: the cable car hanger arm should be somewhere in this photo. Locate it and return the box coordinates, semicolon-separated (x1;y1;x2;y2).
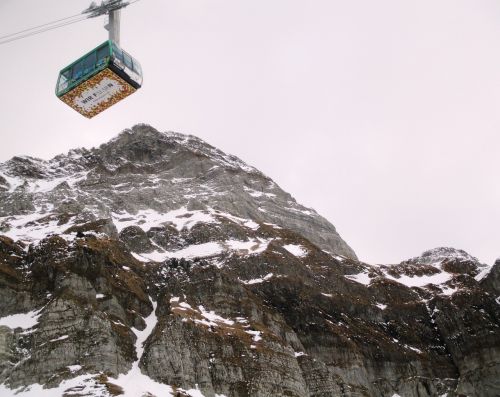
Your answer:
82;0;131;19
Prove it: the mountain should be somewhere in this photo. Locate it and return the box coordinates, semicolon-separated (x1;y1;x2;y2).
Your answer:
0;124;355;260
0;124;498;397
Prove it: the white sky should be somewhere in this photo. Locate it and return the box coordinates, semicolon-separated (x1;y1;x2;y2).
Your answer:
0;0;499;265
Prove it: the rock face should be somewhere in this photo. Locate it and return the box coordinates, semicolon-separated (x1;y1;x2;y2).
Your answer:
0;125;498;397
0;124;356;259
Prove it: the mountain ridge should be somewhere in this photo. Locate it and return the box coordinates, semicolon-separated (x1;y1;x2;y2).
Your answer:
0;124;356;260
0;124;498;397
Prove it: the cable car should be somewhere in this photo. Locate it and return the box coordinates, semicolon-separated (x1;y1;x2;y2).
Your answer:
56;40;142;118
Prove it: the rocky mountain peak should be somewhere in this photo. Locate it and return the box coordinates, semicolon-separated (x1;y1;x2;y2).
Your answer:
98;125;195;165
0;125;498;397
2;156;50;181
0;124;357;259
96;124;260;175
396;247;488;280
406;247;482;266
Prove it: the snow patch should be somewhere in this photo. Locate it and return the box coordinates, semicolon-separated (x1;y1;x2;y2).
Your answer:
171;177;193;184
475;265;493;281
243;186;277;199
172;300;241;332
133;238;271;262
196;306;235;327
243;220;259;230
50;335;69;342
283;244;308;258
224;239;267;253
0;172;24;192
212;210;260;230
0;375;108;397
29;172;89;193
181;386;210;397
179;302;193;310
0;310;41;330
384;271;451;288
0;207;77;243
406;345;423;354
263;222;282;229
241;273;274;285
345;272;371;286
246;330;262;342
112;207;217;233
109;299;175;397
67;365;82;373
113;207;262;236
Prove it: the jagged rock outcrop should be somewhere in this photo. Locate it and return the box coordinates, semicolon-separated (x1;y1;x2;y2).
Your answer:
0;125;498;397
0;124;356;259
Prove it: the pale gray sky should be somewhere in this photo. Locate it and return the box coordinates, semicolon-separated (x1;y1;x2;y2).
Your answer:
0;0;499;265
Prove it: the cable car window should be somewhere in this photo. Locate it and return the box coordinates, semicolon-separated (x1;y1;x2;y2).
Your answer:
131;58;141;74
134;58;142;74
58;68;71;92
84;52;97;74
72;60;84;80
134;61;143;85
123;52;133;70
97;45;109;64
112;43;123;62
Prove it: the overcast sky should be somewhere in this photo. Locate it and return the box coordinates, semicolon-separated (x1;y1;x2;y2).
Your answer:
0;0;499;265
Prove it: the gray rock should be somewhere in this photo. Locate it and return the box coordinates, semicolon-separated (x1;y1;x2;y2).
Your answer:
0;124;356;259
0;126;497;397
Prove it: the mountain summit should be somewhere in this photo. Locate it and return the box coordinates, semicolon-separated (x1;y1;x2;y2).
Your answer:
0;125;498;397
0;124;356;259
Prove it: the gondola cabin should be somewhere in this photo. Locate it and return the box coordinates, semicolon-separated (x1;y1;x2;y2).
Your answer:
55;40;142;118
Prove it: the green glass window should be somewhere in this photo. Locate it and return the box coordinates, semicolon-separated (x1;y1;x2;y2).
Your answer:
97;44;109;65
111;43;123;63
123;52;133;70
72;59;84;80
83;51;97;75
58;68;72;93
131;58;140;74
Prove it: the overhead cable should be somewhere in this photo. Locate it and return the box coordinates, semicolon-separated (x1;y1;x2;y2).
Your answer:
0;16;89;46
0;12;84;41
0;0;140;46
